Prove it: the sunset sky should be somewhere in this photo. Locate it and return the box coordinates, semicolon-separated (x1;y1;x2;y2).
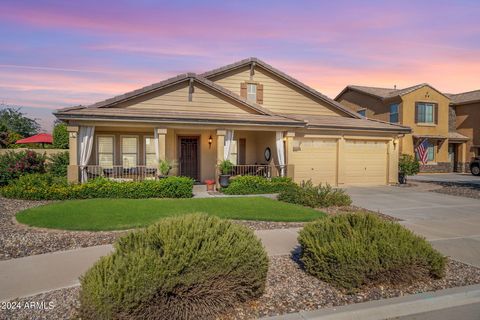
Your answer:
1;0;479;130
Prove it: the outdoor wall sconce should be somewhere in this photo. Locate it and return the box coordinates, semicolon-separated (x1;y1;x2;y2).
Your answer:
208;135;213;148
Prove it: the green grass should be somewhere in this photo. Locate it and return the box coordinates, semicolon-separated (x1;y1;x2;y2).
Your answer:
16;197;324;231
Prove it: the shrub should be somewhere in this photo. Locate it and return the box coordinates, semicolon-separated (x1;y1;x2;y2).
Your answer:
0;150;46;185
299;213;446;291
52;122;69;149
79;214;268;320
222;175;295;195
158;159;172;176
278;180;351;208
1;175;194;200
399;153;420;176
219;160;234;175
47;151;69;177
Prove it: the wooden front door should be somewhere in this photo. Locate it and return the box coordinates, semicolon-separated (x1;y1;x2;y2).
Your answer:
179;137;199;181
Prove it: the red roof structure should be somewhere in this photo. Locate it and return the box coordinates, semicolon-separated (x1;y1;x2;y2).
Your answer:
16;133;53;144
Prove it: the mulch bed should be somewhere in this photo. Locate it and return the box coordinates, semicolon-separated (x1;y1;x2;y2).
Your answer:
2;256;480;320
429;182;480;200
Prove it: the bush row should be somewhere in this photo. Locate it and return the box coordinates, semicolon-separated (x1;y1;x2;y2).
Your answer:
79;214;268;320
299;213;446;291
278;180;352;208
0;174;194;200
222;176;295;195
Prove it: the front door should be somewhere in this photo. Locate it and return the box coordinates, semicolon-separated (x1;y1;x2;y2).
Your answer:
179;137;199;181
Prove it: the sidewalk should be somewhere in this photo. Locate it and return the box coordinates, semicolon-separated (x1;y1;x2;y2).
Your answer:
0;228;299;301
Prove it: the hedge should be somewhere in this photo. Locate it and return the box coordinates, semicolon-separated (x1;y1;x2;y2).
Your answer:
298;213;446;291
222;176;295;195
79;214;269;320
0;174;194;200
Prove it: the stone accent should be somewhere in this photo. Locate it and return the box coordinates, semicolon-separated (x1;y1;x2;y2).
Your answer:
419;162;451;173
448;106;457;132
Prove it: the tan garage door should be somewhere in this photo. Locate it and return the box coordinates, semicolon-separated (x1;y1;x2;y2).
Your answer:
291;138;337;185
345;140;388;185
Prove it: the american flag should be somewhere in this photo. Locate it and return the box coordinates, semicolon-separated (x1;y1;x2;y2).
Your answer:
416;139;429;165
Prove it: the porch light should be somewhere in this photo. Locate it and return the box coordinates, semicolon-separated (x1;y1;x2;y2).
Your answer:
208;135;213;148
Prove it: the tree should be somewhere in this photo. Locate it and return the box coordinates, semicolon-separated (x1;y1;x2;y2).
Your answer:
0;104;41;138
52;122;69;149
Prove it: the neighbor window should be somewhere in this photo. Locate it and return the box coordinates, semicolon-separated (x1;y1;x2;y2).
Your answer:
145;137;156;167
357;109;366;117
416;103;435;123
416;141;435;162
247;84;257;102
97;136;114;168
121;136;138;167
390;104;399;123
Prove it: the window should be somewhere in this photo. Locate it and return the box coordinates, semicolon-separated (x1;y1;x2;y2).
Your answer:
357;109;366;117
145;137;156;167
390;104;399;123
121;136;138;167
247;84;257;102
97;136;114;168
416;141;435;162
416;103;435;123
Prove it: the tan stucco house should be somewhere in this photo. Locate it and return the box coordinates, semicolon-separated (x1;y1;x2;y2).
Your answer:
448;90;480;163
335;84;470;173
55;58;410;186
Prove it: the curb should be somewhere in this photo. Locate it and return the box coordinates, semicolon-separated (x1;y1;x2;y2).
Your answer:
261;284;480;320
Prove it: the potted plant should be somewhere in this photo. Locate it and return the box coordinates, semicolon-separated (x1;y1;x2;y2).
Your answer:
205;179;215;191
398;154;420;184
158;159;172;178
218;160;233;188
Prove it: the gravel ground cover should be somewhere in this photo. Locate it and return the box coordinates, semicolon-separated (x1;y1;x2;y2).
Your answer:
2;256;479;320
430;182;480;199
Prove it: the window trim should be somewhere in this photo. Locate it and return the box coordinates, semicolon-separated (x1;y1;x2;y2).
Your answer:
96;135;115;167
389;103;399;123
416;102;436;124
120;135;139;167
144;135;156;167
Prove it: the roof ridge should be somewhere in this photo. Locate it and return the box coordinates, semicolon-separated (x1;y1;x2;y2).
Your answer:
449;88;480;96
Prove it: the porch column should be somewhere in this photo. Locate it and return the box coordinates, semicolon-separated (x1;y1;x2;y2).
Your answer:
285;131;295;180
216;130;226;186
337;136;346;186
155;128;167;162
67;126;79;183
459;142;467;173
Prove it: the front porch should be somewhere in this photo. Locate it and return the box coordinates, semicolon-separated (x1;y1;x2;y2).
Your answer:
67;125;291;183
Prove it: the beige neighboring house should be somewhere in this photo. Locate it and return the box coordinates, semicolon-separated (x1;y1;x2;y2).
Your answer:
448;90;480;162
335;84;470;173
55;58;410;186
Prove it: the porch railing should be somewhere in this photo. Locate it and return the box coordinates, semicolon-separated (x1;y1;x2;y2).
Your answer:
82;165;158;181
220;164;289;178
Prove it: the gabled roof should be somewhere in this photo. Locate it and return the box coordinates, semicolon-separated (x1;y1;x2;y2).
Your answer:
447;89;480;105
336;83;450;101
58;73;273;116
200;57;361;119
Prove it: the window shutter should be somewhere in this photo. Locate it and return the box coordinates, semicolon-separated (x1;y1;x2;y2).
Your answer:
240;82;247;98
434;104;438;124
414;104;418;123
256;83;264;104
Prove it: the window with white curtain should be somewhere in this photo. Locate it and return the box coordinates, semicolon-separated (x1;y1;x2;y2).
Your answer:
228;140;238;164
121;136;138;167
145;137;156;167
247;84;257;102
97;136;114;168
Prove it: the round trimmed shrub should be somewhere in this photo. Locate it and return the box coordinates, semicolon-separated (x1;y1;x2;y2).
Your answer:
79;214;269;320
298;213;446;291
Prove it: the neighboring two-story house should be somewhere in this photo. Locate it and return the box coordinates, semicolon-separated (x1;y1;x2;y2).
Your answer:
448;90;480;162
335;84;470;173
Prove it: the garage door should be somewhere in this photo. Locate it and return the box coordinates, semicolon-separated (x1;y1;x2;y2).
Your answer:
345;140;388;185
291;138;337;185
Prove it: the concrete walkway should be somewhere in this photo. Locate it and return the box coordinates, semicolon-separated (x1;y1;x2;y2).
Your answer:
0;228;299;301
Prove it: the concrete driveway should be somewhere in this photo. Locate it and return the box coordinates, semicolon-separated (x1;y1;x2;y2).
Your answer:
347;186;480;267
409;173;480;186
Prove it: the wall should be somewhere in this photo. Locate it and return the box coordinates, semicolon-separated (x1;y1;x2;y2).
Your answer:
456;102;480;160
211;65;346;116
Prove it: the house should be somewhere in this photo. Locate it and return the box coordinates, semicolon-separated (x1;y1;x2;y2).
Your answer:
335;84;470;173
54;58;410;186
448;90;480;165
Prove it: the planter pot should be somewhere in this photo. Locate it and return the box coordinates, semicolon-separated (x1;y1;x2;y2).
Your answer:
219;175;231;188
158;175;168;180
206;183;214;191
398;172;407;184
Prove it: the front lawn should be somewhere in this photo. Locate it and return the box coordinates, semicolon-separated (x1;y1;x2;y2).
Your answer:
16;197;324;231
